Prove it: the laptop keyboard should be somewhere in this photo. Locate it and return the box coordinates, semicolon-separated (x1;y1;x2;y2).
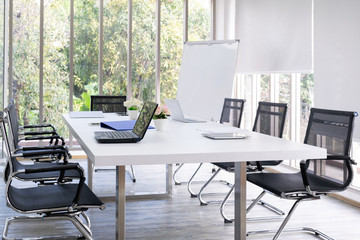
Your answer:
104;131;135;139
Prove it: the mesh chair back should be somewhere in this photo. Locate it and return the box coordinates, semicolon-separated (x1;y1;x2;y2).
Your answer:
252;102;287;166
252;101;287;138
304;108;356;189
4;103;20;149
219;98;245;128
90;95;126;113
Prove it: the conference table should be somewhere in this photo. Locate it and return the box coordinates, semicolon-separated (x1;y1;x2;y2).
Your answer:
62;113;326;240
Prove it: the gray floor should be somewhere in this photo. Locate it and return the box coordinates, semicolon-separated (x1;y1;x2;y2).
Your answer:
1;160;360;240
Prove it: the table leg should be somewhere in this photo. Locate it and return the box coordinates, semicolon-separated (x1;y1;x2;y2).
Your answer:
234;162;247;240
116;166;126;240
166;164;173;196
87;159;94;190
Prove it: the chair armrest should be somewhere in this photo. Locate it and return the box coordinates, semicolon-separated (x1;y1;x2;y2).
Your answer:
300;160;310;186
21;135;65;145
20;148;67;157
22;131;57;136
22;123;56;131
21;145;68;151
255;161;264;171
14;147;69;163
327;155;356;165
300;155;355;196
23;164;82;175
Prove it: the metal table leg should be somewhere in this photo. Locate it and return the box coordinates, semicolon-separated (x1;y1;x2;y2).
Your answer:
116;166;126;240
234;162;247;240
87;159;94;190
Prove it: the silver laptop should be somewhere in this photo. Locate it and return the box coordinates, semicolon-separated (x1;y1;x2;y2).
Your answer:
202;132;248;140
165;99;206;123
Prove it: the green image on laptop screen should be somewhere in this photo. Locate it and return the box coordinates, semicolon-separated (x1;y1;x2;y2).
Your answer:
132;102;158;139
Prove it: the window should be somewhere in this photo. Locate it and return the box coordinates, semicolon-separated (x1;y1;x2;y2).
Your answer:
131;0;156;102
103;0;128;96
236;73;313;141
12;0;40;126
73;0;99;110
160;0;183;104
188;0;211;41
43;0;70;135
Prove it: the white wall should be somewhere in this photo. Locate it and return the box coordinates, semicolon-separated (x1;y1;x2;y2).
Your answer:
314;0;360;140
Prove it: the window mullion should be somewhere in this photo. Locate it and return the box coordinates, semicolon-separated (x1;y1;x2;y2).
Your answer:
7;0;12;102
69;0;74;149
99;0;104;95
211;0;216;40
39;0;44;124
155;0;160;103
4;0;10;106
183;0;188;42
127;0;133;100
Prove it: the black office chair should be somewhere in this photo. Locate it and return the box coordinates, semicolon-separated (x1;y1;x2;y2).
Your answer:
246;108;356;240
197;102;287;222
90;95;127;114
6;100;63;145
3;158;105;240
178;98;245;196
0;111;81;184
90;95;136;182
4;103;71;163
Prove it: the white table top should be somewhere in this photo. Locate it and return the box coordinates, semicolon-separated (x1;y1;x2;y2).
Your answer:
62;113;327;167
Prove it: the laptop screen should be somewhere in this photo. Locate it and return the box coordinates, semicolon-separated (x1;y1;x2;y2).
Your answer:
132;101;158;139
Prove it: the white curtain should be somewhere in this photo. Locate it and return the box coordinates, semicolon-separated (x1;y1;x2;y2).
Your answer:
314;0;360;140
220;0;313;73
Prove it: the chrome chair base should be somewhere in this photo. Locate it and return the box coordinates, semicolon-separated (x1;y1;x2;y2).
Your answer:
247;227;334;240
173;163;184;185
3;212;93;240
247;198;332;240
220;186;285;223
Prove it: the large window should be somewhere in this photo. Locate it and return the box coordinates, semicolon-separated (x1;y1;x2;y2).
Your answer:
8;0;211;137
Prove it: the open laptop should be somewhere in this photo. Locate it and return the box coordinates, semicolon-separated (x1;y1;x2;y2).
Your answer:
94;101;158;143
165;99;206;123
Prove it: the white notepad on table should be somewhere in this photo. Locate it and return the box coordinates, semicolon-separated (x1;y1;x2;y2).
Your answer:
70;111;104;118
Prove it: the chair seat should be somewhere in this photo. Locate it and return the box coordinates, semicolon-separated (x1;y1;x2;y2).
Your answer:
247;172;345;197
8;184;104;212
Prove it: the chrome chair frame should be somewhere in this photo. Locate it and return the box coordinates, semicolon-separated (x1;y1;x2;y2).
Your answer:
3;165;105;240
